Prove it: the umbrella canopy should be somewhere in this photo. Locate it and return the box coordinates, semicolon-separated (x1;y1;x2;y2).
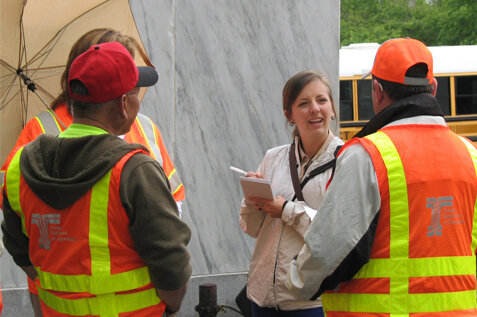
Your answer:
0;0;149;164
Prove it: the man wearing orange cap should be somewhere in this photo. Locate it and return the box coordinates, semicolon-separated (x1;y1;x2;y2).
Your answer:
2;42;191;316
286;38;477;316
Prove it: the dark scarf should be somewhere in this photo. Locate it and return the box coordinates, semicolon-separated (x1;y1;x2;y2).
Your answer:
354;93;444;138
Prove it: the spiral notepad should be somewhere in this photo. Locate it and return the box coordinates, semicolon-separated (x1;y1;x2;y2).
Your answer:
239;176;274;203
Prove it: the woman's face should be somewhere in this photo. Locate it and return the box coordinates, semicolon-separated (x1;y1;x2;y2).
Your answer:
287;79;334;142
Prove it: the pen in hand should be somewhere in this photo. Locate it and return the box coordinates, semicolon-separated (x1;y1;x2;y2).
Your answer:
230;166;248;176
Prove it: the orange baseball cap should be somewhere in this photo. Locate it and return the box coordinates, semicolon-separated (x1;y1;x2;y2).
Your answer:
362;38;433;86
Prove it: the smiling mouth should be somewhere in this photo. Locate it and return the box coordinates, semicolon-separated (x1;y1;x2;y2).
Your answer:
309;118;323;124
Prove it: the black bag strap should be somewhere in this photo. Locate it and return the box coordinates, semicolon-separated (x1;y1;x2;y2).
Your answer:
289;141;305;201
289;143;343;202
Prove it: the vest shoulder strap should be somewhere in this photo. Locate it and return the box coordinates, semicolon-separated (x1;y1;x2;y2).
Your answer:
135;113;163;166
37;111;62;136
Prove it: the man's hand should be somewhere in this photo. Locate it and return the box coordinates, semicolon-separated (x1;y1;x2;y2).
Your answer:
156;284;187;314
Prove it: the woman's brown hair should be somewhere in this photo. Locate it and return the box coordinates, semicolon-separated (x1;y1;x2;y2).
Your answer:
51;28;152;110
282;70;336;138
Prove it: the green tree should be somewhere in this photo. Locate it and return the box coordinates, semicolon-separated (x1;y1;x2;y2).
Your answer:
341;0;477;47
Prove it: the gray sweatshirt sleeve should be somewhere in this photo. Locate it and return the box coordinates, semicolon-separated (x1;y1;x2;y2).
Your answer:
286;144;381;299
120;154;192;290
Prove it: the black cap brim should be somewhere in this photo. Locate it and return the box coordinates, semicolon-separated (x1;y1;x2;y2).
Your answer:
137;66;159;87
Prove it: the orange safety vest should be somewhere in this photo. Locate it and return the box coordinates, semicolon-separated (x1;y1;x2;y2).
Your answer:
1;104;184;203
5;148;166;317
322;124;477;316
125;113;184;201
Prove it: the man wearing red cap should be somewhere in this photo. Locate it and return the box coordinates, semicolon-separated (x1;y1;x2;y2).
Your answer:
1;42;191;316
286;38;477;316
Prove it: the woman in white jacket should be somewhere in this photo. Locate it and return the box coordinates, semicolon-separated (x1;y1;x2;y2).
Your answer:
240;71;343;317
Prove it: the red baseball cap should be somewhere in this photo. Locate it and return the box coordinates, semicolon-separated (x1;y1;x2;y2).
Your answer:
362;38;433;86
68;42;158;103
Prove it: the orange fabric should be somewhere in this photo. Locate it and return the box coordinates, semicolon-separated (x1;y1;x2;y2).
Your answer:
124;117;185;201
0;104;72;207
324;125;477;315
370;38;433;86
10;149;165;315
409;275;476;294
328;278;390;294
19;150;145;275
28;276;39;295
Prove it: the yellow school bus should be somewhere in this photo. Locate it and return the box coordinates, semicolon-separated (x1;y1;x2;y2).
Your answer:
339;43;477;142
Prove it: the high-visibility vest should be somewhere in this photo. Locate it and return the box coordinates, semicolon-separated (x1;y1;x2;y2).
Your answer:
1;104;184;202
125;113;184;201
5;148;166;317
322;124;477;316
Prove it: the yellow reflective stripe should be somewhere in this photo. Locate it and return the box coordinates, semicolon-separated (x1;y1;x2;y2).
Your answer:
168;168;183;194
459;137;477;253
0;170;4;188
89;170;113;295
323;290;476;314
365;131;410;299
5;148;28;236
354;256;475;278
37;110;62;135
366;132;409;260
34;116;47;134
37;285;161;316
135;114;163;166
37;266;151;293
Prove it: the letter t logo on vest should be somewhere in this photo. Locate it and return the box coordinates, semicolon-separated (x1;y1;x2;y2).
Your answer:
426;196;453;237
31;213;61;250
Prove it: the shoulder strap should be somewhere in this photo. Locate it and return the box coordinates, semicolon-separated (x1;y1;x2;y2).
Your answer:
289;141;305;201
135;113;164;166
37;111;62;135
290;144;343;202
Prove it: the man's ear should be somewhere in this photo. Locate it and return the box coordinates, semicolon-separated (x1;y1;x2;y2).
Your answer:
431;77;438;97
373;79;384;103
118;95;128;119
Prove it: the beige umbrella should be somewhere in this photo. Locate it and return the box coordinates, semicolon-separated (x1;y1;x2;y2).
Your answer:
0;0;150;164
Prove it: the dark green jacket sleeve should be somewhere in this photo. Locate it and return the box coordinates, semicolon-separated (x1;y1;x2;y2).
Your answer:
120;154;192;290
2;189;32;266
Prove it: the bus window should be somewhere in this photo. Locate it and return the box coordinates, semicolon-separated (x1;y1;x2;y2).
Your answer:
358;80;374;120
339;80;353;121
435;77;450;115
456;75;477;115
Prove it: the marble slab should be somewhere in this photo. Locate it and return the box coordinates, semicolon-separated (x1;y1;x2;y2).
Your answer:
129;0;340;275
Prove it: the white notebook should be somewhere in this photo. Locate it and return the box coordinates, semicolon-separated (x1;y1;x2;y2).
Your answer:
239;176;274;203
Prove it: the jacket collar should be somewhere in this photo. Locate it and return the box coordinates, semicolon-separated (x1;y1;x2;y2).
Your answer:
355;93;443;138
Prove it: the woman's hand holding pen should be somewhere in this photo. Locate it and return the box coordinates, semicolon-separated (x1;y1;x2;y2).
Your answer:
249;196;286;218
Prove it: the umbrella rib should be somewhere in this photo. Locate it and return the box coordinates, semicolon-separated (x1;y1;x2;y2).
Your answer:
0;59;18;73
24;29;66;70
0;78;24;112
17;4;26;69
24;0;112;66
